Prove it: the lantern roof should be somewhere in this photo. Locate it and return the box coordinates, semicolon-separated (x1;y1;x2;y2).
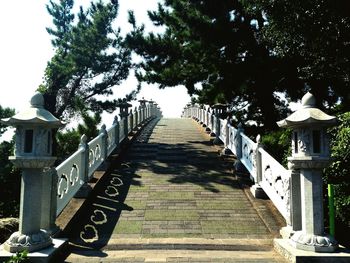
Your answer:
138;97;148;103
116;98;132;108
277;92;337;128
1;93;63;127
212;103;229;109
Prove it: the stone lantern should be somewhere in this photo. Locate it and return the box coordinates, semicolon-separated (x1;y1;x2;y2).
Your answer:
277;92;338;252
138;97;148;121
138;97;148;108
116;99;132;141
1;93;62;253
212;103;229;145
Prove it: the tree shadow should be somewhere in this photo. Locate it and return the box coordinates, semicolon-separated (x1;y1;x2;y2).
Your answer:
64;117;243;256
63;118;161;254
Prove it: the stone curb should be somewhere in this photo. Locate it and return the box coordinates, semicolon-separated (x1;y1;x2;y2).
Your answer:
94;238;274;251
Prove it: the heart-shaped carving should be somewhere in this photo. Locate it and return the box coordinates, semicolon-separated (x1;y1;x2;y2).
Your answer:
80;224;99;243
110;177;123;187
105;186;119;197
91;209;107;225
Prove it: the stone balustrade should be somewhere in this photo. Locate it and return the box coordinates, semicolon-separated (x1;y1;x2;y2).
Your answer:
184;92;338;253
183;104;294;225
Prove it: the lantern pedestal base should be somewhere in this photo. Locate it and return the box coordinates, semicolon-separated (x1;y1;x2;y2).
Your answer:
1;238;68;263
3;230;52;253
290;231;338;252
274;238;350;263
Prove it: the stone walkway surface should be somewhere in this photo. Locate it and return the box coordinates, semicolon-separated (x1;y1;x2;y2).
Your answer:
64;118;286;262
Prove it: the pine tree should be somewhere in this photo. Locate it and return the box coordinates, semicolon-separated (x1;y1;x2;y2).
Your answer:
126;0;294;129
41;0;132;121
242;0;350;113
0;105;15;136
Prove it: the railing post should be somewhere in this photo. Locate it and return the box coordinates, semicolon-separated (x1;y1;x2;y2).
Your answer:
129;109;133;134
124;115;128;139
116;99;132;142
75;134;92;198
139;106;143;123
142;107;145;122
113;116;120;148
100;124;108;161
201;106;207;127
209;108;215;136
250;135;266;198
206;107;209;127
213;109;221;145
134;107;138;129
222;117;231;155
234;123;244;172
148;104;151;118
138;98;147;122
205;108;211;133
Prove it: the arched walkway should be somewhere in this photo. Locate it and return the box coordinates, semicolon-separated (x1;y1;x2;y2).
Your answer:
64;118;286;262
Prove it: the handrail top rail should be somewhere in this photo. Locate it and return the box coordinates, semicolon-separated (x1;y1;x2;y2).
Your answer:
56;147;84;171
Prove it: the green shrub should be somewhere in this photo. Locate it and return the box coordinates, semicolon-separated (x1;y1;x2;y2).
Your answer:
260;129;292;167
325;112;350;226
6;250;28;263
0;141;20;218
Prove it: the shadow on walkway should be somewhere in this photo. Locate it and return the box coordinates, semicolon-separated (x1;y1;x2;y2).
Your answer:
64;118;275;258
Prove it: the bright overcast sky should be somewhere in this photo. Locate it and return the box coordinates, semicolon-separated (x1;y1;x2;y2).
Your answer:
0;0;191;131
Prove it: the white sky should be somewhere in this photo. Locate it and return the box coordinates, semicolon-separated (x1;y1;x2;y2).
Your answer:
0;0;191;137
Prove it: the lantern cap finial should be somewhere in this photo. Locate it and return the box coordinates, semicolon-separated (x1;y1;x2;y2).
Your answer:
301;92;316;108
30;93;45;108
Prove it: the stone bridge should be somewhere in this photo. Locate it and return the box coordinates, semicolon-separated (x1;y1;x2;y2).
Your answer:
62;117;285;262
1;92;349;262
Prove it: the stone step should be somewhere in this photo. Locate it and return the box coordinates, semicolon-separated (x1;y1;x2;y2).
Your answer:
86;238;273;251
65;249;285;262
64;238;287;262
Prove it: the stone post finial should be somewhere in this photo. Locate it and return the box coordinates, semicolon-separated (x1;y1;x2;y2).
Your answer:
113;115;119;124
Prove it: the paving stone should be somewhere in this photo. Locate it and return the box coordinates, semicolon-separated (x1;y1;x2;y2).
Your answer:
65;118;287;262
